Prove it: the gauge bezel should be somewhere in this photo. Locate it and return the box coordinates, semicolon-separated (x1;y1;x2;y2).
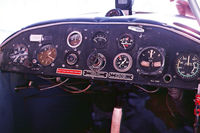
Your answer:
67;31;83;48
136;46;165;75
37;44;57;66
113;53;133;72
118;33;134;50
175;53;200;80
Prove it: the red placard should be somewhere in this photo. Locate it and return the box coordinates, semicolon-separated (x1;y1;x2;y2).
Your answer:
56;68;82;76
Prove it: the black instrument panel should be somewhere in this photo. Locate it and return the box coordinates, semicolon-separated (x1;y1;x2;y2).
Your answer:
1;19;200;89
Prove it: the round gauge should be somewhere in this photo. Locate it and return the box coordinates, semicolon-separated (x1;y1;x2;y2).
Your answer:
113;53;132;72
175;54;199;79
93;32;107;48
9;44;28;64
67;31;82;48
37;45;57;66
137;47;165;75
105;9;124;17
65;52;79;66
118;34;134;50
87;51;106;71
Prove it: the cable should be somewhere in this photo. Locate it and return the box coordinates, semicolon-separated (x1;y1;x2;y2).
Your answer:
62;84;92;94
38;75;56;80
134;85;160;93
39;78;69;91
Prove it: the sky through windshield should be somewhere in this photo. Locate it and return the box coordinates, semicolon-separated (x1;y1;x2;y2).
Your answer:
0;0;181;42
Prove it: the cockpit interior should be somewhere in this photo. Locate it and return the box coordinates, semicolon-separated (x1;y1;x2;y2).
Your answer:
1;0;200;133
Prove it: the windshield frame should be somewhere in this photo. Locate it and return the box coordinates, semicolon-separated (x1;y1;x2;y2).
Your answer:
188;0;200;25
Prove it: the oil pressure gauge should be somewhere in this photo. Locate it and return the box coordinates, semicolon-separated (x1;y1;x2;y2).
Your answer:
175;53;199;80
113;53;132;72
137;47;165;75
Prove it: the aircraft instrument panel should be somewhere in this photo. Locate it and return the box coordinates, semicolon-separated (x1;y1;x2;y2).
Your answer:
1;18;200;89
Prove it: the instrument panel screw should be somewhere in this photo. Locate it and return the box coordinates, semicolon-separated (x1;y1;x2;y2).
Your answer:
51;63;55;67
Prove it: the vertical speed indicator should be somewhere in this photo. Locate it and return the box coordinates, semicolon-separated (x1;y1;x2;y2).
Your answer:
175;54;199;79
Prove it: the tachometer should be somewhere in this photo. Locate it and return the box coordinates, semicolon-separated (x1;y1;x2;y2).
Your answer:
137;47;165;75
37;45;57;66
9;44;28;64
118;33;134;50
113;53;132;72
67;31;82;48
175;53;199;79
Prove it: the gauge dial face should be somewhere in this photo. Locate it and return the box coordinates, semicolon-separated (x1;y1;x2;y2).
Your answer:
65;52;78;66
9;44;28;64
176;54;199;79
93;32;107;48
137;47;165;75
67;31;82;48
87;52;106;71
37;45;57;66
119;34;134;50
113;53;132;72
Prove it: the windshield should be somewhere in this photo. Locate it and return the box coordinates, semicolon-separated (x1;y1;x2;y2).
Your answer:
0;0;195;42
